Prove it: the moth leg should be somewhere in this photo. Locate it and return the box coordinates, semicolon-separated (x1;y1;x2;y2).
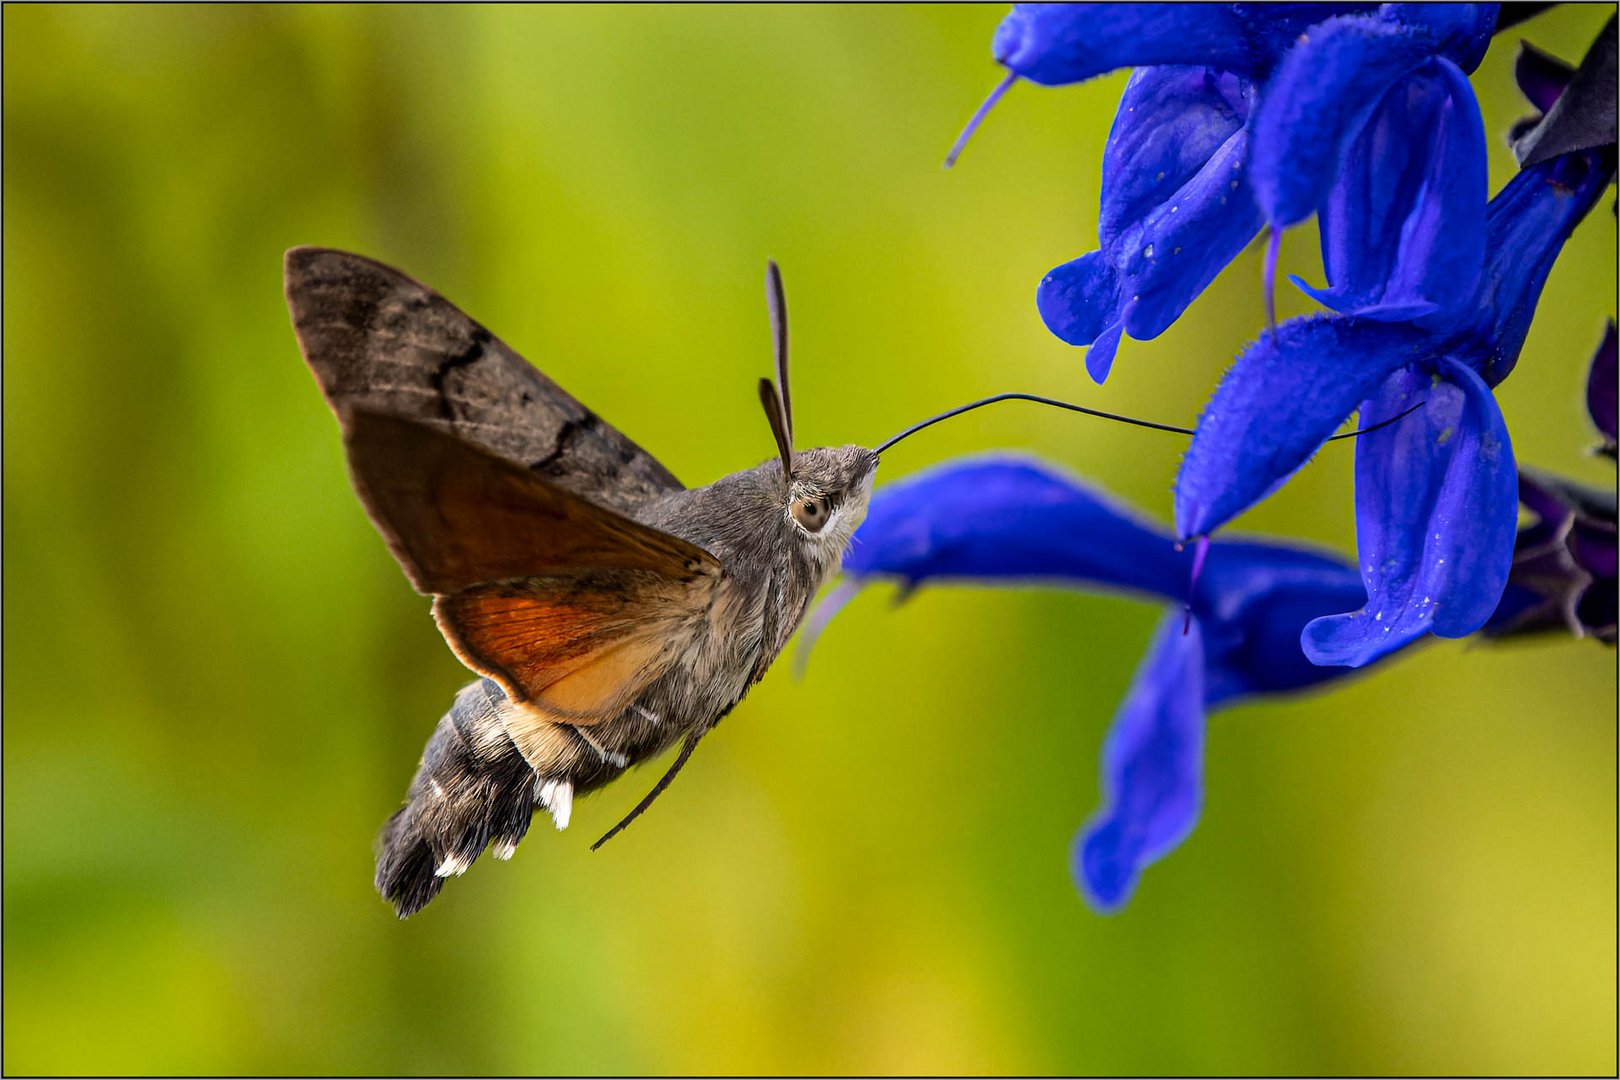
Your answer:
536;776;575;830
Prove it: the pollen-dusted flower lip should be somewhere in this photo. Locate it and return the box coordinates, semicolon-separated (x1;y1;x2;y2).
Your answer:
1300;358;1518;667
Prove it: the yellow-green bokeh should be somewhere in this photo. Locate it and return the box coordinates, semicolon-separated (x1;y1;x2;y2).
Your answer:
4;5;1614;1075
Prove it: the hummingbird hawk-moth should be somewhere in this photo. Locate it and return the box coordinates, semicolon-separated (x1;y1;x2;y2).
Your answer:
284;247;878;917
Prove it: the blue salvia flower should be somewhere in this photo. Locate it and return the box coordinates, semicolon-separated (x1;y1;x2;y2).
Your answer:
799;457;1374;910
876;6;1614;915
1015;4;1499;377
1175;146;1615;668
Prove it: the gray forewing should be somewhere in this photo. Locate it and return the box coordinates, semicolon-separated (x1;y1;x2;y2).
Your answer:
285;247;683;513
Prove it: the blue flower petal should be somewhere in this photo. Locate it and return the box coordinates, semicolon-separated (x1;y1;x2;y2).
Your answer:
1076;613;1205;912
1174;316;1431;540
1248;6;1495;231
1038;66;1262;381
1194;542;1369;703
1303;358;1518;666
1036;249;1123;349
1379;4;1498;71
992;3;1239;86
841;457;1192;602
992;4;1248;86
1113;122;1264;343
1070;532;1399;912
1292;58;1487;327
1097;67;1255;248
1084;319;1128;384
1248;14;1439;229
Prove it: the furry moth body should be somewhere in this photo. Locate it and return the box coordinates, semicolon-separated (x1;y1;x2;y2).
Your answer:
285;248;877;917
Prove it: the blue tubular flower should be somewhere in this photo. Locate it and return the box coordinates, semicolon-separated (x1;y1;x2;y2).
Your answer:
990;3;1367;87
1175;145;1614;666
1037;66;1263;383
836;458;1191;598
804;455;1372;910
1177;151;1614;538
1083;539;1370;909
1289;57;1487;323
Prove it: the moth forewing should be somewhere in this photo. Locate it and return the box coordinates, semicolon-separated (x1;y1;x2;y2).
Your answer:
284;246;684;513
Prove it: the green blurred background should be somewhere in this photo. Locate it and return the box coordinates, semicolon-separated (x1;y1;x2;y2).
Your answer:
4;5;1615;1075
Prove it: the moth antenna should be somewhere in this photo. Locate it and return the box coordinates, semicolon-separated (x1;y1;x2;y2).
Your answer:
873;393;1427;456
945;71;1018;169
759;377;795;484
591;729;705;851
765;259;792;444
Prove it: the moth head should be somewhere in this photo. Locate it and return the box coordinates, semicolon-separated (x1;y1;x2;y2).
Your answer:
783;443;879;547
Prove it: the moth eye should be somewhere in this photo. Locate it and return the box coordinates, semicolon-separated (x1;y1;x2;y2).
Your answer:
791;497;828;533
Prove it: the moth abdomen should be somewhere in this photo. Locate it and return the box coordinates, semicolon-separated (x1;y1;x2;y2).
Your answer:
375;679;541;918
374;678;650;917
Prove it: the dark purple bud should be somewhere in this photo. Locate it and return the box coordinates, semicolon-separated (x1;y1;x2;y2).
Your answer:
1486;470;1618;645
1515;40;1575;114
